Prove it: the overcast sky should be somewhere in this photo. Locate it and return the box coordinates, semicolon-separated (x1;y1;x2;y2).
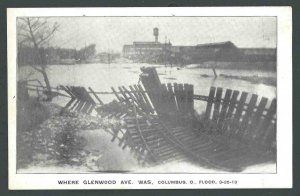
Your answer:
47;17;276;53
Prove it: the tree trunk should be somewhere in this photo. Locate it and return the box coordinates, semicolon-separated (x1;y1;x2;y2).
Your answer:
38;48;52;101
25;18;54;101
41;68;52;101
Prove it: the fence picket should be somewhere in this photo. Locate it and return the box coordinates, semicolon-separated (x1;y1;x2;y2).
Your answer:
212;87;223;124
259;99;277;142
217;89;232;132
205;87;216;120
229;92;248;135
238;94;258;137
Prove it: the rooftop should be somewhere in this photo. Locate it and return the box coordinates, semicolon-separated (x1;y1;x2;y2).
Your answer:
196;41;236;48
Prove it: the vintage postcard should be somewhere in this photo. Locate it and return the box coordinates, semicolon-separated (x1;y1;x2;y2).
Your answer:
7;7;292;189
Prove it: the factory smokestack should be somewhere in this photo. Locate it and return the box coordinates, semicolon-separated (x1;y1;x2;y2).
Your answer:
153;27;159;43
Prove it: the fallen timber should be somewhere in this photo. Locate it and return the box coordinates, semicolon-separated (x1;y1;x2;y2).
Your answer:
41;67;276;172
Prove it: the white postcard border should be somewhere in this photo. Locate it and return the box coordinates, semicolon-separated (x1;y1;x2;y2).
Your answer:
7;7;292;189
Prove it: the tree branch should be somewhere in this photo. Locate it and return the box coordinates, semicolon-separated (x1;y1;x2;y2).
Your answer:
37;24;59;45
30;65;43;73
32;20;47;33
30;18;40;29
18;33;33;42
18;18;28;22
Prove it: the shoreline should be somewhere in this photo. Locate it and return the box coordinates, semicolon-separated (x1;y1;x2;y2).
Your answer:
219;74;276;87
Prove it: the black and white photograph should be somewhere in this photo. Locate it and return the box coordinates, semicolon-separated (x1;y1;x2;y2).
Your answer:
8;7;292;189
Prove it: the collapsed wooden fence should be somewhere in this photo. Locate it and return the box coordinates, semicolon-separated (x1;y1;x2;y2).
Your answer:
21;67;277;172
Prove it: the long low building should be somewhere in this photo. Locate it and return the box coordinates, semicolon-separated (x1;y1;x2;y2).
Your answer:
122;28;276;64
123;41;172;60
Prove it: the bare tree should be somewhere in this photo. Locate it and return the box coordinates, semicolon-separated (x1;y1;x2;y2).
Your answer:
17;17;59;101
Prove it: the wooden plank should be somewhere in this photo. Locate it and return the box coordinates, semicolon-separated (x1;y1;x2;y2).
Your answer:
130;85;145;106
177;84;184;113
250;97;268;139
72;86;84;101
81;102;91;114
136;84;155;114
161;84;171;114
140;67;162;87
88;87;104;105
129;85;149;114
61;98;76;112
75;86;85;100
87;103;96;114
70;99;80;111
229;91;248;135
79;87;92;113
217;89;232;132
67;86;78;99
80;87;96;104
120;86;145;115
66;86;77;99
131;115;158;163
133;85;154;114
193;94;208;101
140;67;162;113
212;87;223;123
118;87;132;104
66;87;81;111
75;100;85;112
123;86;147;115
238;94;258;137
122;86;138;105
60;85;75;99
167;83;177;112
226;90;239;118
82;87;95;113
71;86;85;112
85;88;96;105
263;121;276;149
76;87;85;100
187;84;194;114
155;84;165;115
111;87;124;103
183;83;189;114
259;99;277;141
205;87;216;120
77;87;91;113
173;83;180;111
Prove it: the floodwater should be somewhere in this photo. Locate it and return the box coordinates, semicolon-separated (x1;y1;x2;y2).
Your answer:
19;63;276;113
18;63;277;173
